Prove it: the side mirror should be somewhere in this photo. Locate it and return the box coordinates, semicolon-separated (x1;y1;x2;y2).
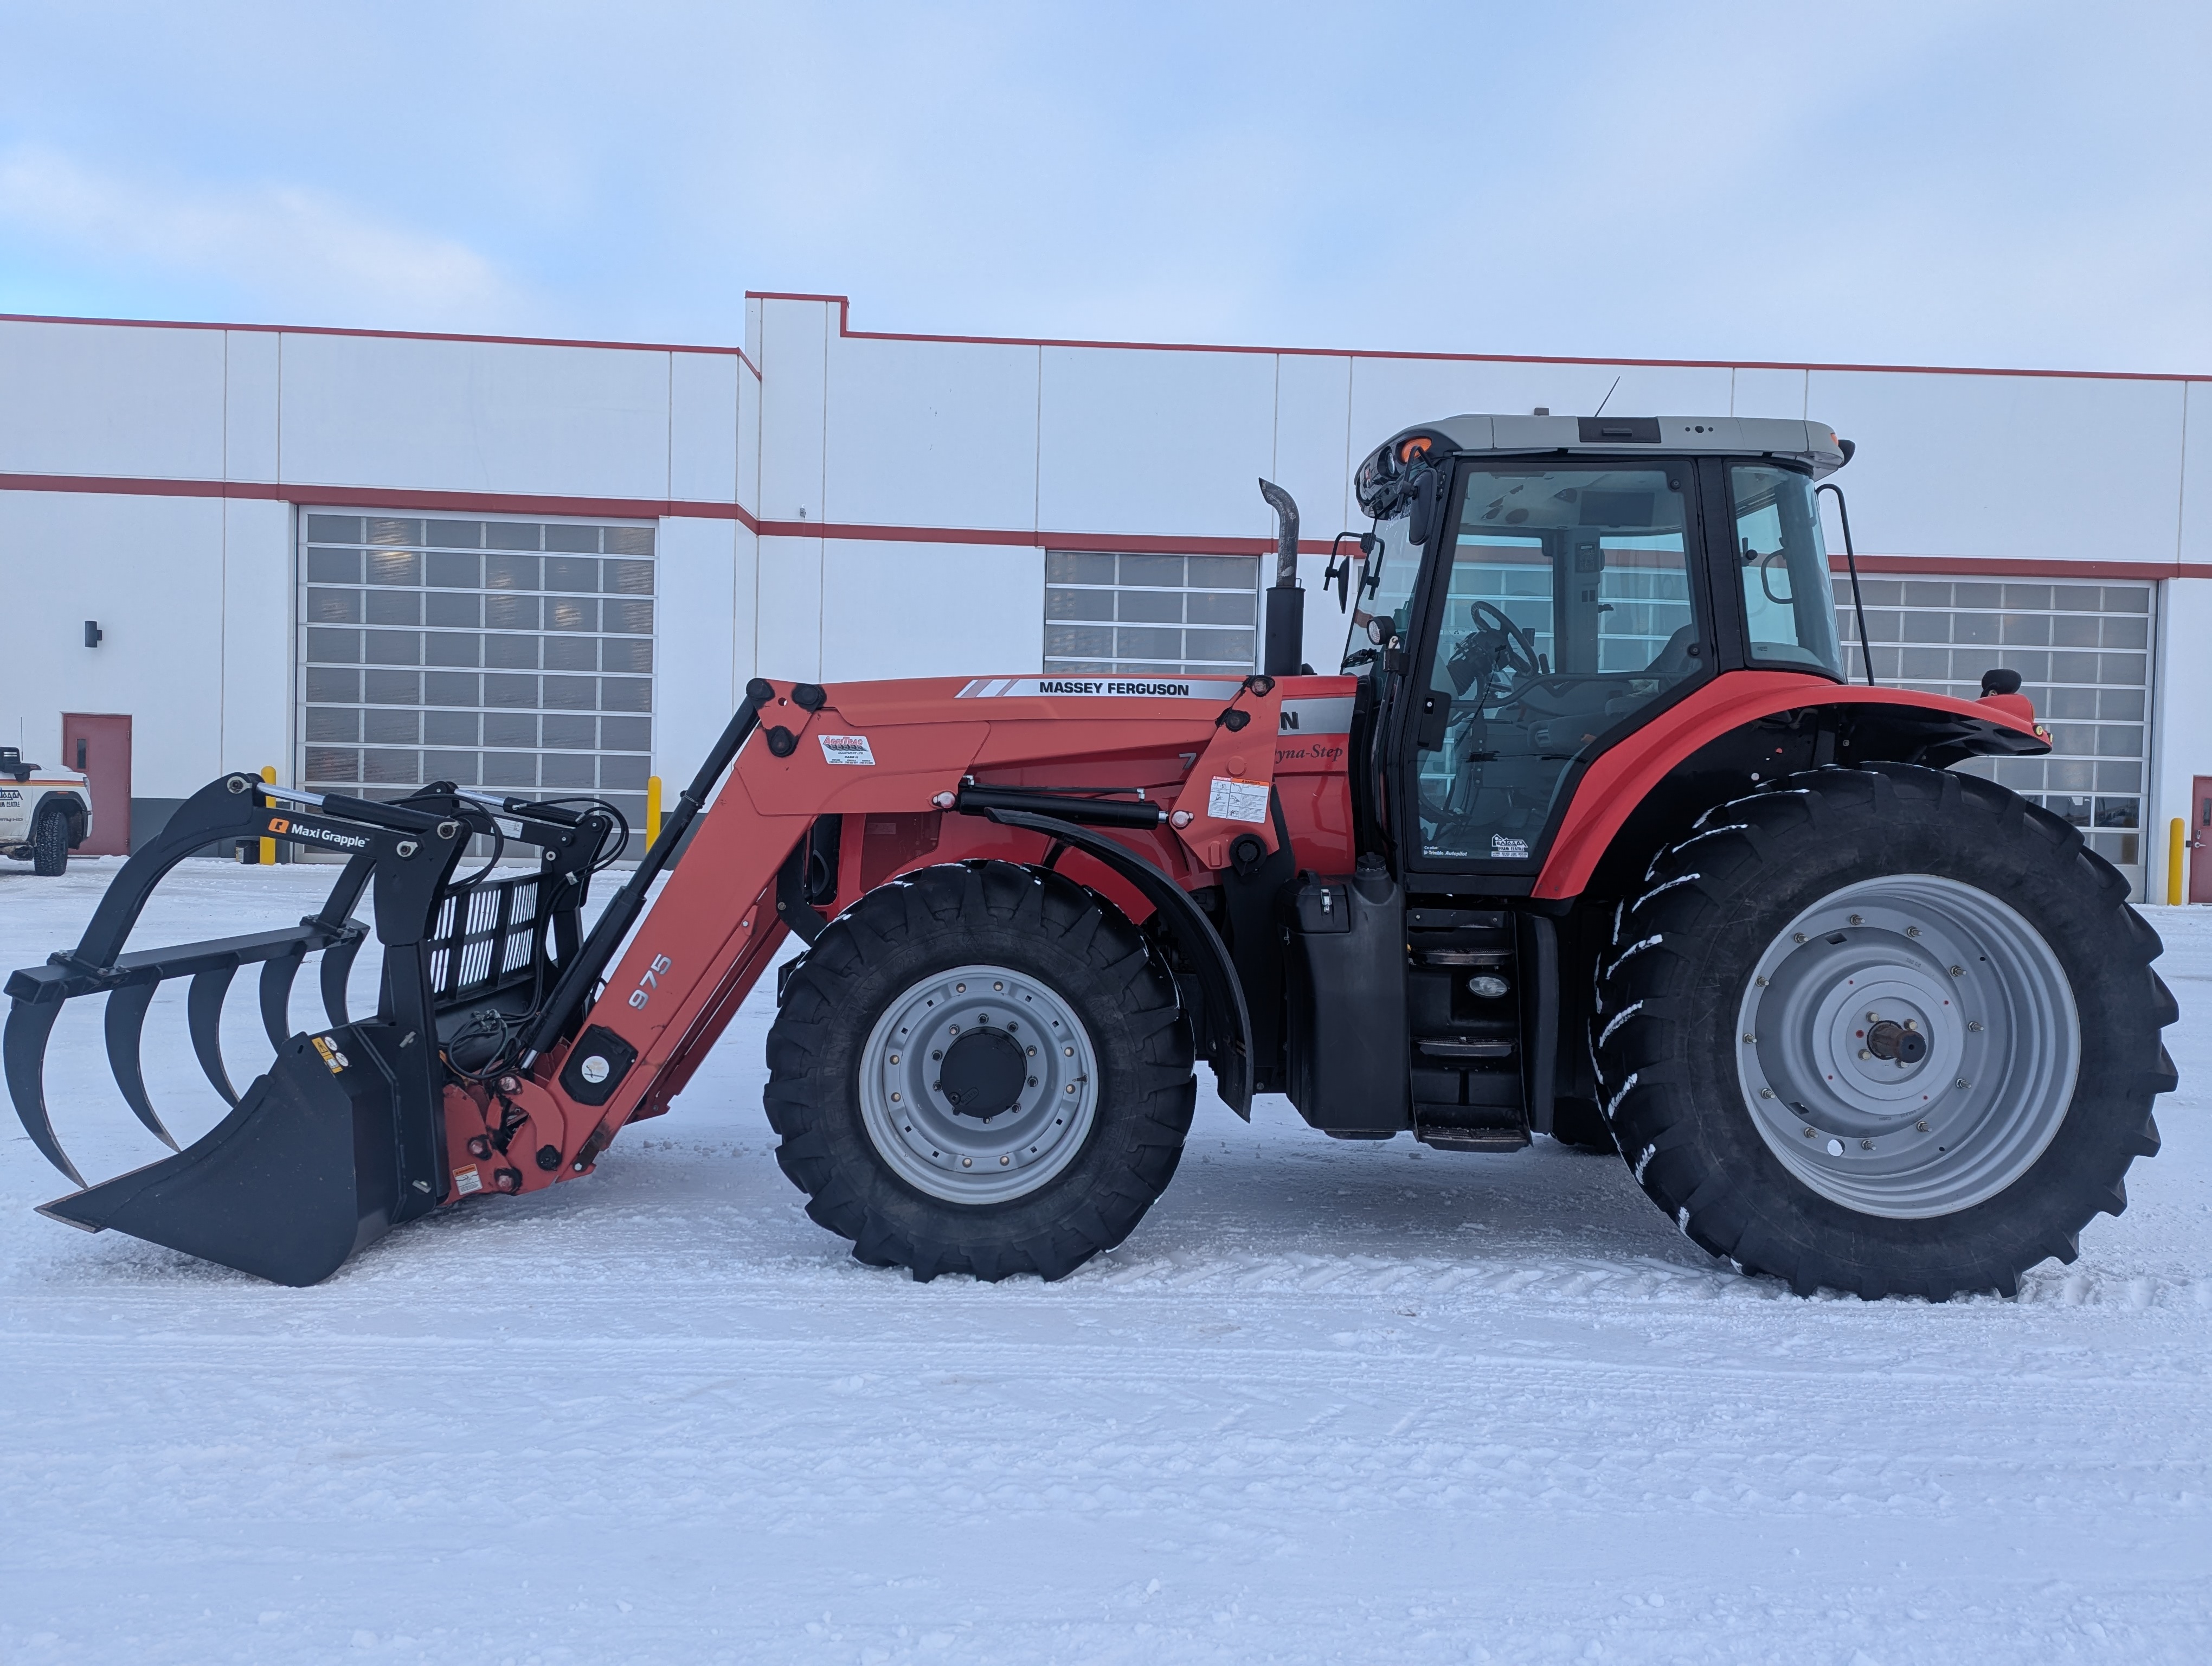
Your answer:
1324;535;1354;613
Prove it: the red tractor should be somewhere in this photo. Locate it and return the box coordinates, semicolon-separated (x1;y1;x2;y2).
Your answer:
7;413;2177;1298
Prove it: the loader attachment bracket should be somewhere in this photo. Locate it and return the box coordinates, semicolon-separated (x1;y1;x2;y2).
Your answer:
976;806;1253;1118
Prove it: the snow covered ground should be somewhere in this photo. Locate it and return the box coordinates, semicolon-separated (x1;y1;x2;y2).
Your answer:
1;857;2207;1665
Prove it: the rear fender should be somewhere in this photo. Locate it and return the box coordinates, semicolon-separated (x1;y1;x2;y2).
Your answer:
1536;674;2046;901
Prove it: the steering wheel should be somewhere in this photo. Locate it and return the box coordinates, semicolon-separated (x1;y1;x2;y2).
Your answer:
1445;599;1543;698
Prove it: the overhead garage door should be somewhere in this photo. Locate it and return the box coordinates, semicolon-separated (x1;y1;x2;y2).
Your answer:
1043;552;1260;677
1838;575;2155;895
298;512;655;851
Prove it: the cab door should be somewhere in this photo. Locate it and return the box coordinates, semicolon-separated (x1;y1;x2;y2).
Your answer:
1386;457;1718;885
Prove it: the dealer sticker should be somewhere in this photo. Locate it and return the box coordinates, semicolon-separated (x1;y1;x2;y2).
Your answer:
1207;778;1270;824
818;734;876;766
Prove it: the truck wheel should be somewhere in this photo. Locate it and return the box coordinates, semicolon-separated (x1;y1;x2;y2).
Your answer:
764;861;1197;1281
31;808;69;876
1595;763;2175;1300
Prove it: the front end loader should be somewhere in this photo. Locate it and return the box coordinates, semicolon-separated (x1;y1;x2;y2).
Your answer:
8;413;2179;1298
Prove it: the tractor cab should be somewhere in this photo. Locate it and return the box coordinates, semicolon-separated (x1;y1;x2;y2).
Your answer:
1343;414;1854;880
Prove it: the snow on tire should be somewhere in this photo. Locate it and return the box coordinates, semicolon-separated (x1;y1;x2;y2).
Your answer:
764;860;1196;1282
1594;763;2177;1300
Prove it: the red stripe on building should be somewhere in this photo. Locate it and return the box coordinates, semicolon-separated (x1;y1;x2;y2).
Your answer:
7;471;2211;579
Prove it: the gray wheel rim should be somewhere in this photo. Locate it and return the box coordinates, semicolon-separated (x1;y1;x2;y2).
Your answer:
1734;873;2080;1219
858;963;1099;1204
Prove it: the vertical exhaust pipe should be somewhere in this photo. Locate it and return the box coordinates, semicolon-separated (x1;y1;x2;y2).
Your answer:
1258;478;1304;678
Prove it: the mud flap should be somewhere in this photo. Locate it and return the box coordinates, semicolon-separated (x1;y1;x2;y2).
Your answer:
37;1026;422;1287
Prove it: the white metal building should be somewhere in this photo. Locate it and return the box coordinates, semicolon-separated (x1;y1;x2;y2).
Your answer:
4;293;2208;899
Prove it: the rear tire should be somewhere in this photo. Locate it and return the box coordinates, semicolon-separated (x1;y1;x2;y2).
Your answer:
31;808;69;876
764;861;1197;1281
1594;764;2175;1300
1549;1094;1617;1152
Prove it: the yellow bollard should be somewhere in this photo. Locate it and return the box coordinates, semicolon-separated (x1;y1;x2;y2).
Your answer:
259;766;278;864
646;775;663;853
2171;818;2187;906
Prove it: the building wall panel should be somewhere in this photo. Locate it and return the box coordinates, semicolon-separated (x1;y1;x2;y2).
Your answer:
1038;347;1276;538
657;515;739;780
1346;356;1734;457
220;496;292;778
223;329;283;482
2150;574;2212;901
825;334;1040;531
2178;381;2211;568
1808;369;2186;562
670;351;740;504
0;489;226;798
1731;367;1809;420
820;541;1043;683
755;533;824;681
0;321;225;480
277;332;672;498
1271;353;1354;542
738;362;763;516
756;300;829;523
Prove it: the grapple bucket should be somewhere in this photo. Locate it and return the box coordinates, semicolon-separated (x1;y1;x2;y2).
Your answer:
38;1024;420;1287
5;771;610;1284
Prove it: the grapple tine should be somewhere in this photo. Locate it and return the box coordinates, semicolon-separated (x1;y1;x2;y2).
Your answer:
4;999;86;1188
187;966;241;1107
320;933;364;1029
259;950;304;1052
102;981;178;1152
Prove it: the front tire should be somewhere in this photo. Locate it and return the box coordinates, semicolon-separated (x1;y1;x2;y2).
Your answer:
31;808;69;876
1595;764;2176;1299
764;861;1197;1281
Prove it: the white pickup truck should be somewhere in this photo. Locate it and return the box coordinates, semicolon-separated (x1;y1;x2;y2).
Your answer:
1;747;93;875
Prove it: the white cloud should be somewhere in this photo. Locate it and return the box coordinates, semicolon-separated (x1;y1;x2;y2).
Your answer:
0;144;525;328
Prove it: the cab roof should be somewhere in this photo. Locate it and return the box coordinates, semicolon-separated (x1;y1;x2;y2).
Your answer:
1355;413;1850;521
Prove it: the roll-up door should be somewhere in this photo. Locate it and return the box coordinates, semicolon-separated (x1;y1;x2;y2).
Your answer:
1839;576;2155;895
299;512;655;853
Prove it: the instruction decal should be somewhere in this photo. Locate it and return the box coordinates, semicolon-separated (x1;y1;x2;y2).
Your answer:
818;734;877;766
1207;778;1270;824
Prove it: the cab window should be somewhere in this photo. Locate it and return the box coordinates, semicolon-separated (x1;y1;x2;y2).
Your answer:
1732;464;1843;678
1414;465;1702;865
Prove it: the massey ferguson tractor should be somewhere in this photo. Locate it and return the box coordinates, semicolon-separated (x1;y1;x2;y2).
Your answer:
6;413;2178;1299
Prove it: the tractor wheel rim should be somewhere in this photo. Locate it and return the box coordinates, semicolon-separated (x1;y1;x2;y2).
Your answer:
859;963;1099;1204
1734;873;2079;1219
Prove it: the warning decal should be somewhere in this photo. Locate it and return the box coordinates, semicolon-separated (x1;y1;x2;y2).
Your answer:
1207;778;1270;824
818;734;877;766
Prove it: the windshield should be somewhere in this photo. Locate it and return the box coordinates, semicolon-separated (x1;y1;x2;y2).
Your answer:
1732;464;1843;678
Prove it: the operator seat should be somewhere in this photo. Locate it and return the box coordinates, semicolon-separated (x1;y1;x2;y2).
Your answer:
1645;623;1700;680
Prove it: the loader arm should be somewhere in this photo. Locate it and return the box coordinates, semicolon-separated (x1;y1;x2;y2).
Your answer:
505;672;1284;1189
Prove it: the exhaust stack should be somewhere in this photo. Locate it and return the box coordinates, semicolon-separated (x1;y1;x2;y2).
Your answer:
1258;478;1304;678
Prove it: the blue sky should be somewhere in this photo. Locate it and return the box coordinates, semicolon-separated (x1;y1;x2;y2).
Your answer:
1;2;2204;370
